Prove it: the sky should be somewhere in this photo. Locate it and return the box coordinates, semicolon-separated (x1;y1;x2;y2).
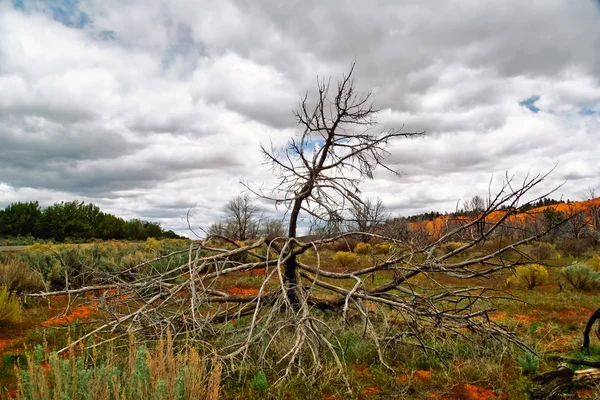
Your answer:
1;0;599;236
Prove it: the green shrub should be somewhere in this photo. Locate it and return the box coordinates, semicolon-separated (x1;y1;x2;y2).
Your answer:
353;242;372;254
507;264;548;290
0;285;21;325
251;370;268;392
517;351;539;375
562;264;600;291
334;251;358;268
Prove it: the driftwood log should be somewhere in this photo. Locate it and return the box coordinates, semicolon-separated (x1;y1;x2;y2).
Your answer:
531;309;600;398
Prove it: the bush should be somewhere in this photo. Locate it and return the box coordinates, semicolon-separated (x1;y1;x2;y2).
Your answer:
330;238;360;253
0;259;44;294
530;242;558;260
507;264;549;290
562;264;600;291
517;351;540;375
373;243;391;255
353;242;372;254
145;237;160;250
556;238;589;257
334;251;358;268
0;286;21;325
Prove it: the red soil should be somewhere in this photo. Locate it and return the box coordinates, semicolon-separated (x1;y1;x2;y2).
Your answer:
398;369;432;383
228;287;261;296
0;338;15;352
41;303;98;326
429;383;503;400
240;268;266;276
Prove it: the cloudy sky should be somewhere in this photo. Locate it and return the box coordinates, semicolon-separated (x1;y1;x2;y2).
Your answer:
1;0;600;236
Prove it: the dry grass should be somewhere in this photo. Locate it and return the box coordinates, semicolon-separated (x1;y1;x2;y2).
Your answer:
0;286;21;325
0;259;44;294
17;331;221;400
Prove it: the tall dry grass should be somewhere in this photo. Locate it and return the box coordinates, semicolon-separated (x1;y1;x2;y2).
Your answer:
0;285;21;324
17;331;221;400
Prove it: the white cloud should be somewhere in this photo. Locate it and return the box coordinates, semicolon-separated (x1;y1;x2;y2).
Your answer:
0;0;599;236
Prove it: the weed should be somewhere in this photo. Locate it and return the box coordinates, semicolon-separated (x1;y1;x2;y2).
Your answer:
16;333;221;400
527;321;543;334
251;370;268;392
587;255;600;270
517;351;539;375
440;241;467;254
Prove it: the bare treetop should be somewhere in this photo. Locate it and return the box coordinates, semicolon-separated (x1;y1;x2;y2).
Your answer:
254;64;423;238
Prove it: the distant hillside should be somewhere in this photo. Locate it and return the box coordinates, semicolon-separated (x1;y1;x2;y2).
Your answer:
406;198;600;239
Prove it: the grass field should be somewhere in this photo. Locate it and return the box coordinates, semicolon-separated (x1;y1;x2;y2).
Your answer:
1;239;600;399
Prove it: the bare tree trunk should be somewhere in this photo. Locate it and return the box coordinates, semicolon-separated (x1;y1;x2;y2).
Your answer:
285;197;303;304
582;308;600;354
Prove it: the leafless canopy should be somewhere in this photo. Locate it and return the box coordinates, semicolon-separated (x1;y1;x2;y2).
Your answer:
347;198;388;241
252;63;423;302
257;63;423;236
208;194;261;241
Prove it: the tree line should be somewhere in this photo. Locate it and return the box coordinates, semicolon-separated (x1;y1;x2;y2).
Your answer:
0;200;182;242
211;192;600;257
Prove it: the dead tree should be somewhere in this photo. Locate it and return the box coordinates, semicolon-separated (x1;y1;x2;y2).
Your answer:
464;195;486;216
256;64;423;302
347;198;388;243
208;194;261;241
31;65;572;388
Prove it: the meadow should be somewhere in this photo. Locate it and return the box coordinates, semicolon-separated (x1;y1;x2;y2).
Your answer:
1;237;600;399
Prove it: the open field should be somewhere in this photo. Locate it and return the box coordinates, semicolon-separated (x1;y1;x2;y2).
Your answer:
0;238;600;399
0;247;28;252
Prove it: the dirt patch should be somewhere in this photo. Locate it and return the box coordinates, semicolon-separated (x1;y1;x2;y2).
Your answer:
489;312;506;322
0;338;15;353
240;268;266;276
398;370;432;383
41;303;98;326
429;383;503;400
228;287;261;296
351;363;372;378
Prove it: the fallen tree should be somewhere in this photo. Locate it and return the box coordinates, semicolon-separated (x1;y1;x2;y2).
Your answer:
531;309;600;398
29;65;571;387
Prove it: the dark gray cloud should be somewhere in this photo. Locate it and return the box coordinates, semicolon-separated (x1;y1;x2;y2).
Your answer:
0;1;599;235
